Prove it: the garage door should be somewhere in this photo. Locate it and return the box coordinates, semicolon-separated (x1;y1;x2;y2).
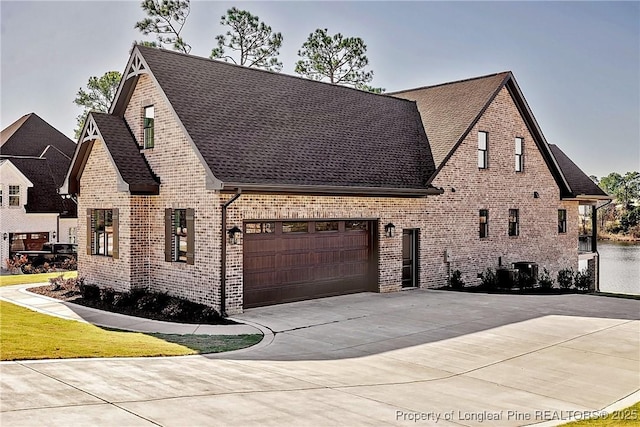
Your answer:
243;220;377;308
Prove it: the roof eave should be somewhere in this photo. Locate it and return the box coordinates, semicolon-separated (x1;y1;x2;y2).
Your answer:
221;182;444;197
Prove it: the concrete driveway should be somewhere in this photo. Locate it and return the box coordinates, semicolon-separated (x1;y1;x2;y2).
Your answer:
2;290;639;426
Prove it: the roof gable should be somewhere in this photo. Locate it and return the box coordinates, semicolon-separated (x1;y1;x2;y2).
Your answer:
112;46;437;194
392;72;572;195
1;156;76;216
63;113;159;195
1;113;76;158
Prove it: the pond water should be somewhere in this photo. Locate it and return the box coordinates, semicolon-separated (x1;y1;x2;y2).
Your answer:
597;240;640;296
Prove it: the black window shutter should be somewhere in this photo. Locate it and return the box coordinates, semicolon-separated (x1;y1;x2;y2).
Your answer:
86;209;93;255
186;208;195;265
112;208;119;259
165;208;172;262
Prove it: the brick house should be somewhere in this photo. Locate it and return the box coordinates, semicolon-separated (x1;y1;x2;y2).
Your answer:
1;113;78;265
62;46;608;314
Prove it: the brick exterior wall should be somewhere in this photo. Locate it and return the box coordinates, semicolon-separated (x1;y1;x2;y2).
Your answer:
124;74;222;308
426;87;579;286
77;139;131;291
76;73;582;315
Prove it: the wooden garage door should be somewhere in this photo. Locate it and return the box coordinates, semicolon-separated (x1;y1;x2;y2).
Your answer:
243;220;376;308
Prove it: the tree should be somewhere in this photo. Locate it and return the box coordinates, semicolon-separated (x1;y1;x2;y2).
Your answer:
135;0;191;53
295;28;384;93
210;8;283;71
73;71;122;138
600;171;640;209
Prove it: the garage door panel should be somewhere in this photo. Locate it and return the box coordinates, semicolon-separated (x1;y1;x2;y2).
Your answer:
244;220;375;308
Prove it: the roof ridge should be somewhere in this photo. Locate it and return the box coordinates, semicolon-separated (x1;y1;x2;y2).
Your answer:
389;71;512;95
135;45;403;102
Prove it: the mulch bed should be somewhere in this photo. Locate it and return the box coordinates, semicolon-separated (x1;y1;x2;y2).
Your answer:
28;280;235;325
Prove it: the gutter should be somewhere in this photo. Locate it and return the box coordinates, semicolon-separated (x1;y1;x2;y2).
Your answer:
220;189;242;317
221;182;444;197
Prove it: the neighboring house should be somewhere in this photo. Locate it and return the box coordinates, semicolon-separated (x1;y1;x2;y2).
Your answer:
1;113;78;265
62;46;608;314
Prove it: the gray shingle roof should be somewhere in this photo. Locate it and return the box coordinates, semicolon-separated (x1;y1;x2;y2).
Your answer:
135;46;436;190
391;72;510;168
1;113;76;158
90;113;160;194
1;156;76;217
549;144;609;198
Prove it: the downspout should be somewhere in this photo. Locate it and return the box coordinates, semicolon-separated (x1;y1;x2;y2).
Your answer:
220;189;242;317
593;199;613;292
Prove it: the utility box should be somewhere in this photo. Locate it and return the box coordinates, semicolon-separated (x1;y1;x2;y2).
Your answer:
512;262;539;283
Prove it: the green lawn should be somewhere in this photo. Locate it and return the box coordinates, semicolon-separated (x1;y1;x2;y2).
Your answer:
0;271;77;287
0;301;262;360
561;402;639;426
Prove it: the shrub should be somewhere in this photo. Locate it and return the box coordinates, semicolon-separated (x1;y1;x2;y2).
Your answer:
496;268;516;289
480;268;498;290
449;270;465;289
574;270;591;292
136;292;169;312
557;268;574;290
61;257;77;271
100;287;116;305
79;283;100;301
538;268;554;290
517;271;535;289
5;255;28;272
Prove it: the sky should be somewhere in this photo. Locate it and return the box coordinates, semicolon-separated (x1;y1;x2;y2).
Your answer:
1;1;638;178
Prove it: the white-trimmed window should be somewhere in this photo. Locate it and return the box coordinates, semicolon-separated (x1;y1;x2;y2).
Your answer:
143;105;154;149
478;131;488;169
8;185;20;206
515;137;524;172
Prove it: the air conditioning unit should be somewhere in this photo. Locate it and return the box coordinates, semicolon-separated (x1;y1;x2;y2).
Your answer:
512;262;539;285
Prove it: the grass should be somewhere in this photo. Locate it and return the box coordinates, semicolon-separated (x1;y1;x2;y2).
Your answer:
561;402;639;426
0;271;77;287
0;301;262;360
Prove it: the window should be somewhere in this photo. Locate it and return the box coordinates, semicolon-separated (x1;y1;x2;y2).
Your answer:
69;227;77;244
165;208;194;264
0;188;3;206
143;105;154;149
9;185;20;206
89;209;118;257
346;220;368;231
478;131;488;169
282;221;308;233
479;209;489;238
558;209;567;234
315;221;339;232
509;209;519;236
245;222;275;234
515;137;524;172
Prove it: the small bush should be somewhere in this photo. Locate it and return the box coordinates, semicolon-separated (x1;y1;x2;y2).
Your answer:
79;283;100;301
557;268;574;290
100;287;116;305
61;257;77;271
574;270;591;292
480;268;498;290
517;271;535;289
538;268;554;290
136;292;169;311
449;270;465;289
